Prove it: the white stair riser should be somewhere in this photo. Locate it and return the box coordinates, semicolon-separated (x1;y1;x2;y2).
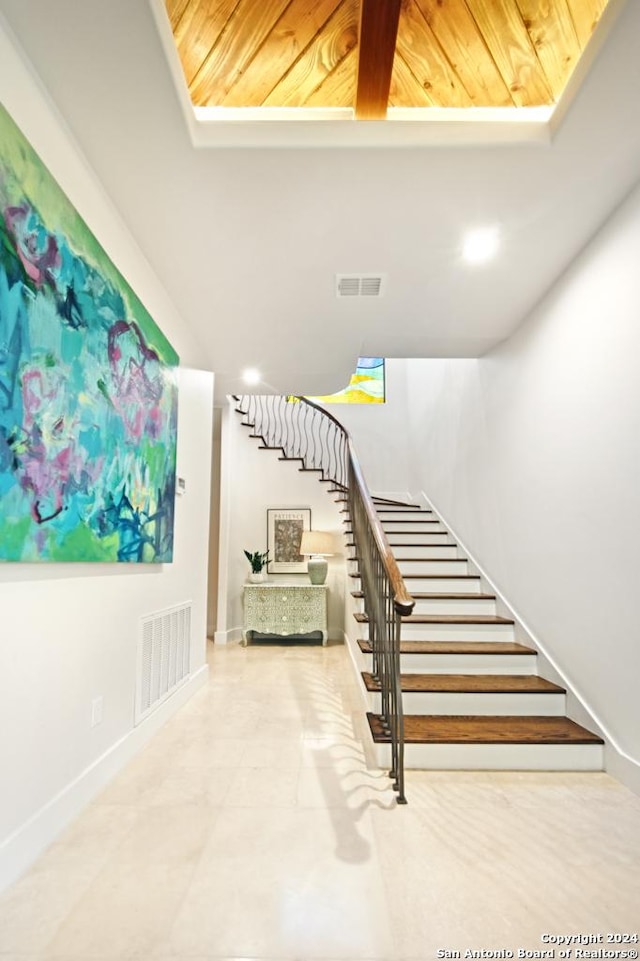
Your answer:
405;577;482;592
385;532;451;545
382;522;446;534
400;622;515;642
361;652;538;674
360;621;514;642
354;596;496;615
397;560;468;575
390;545;460;559
351;576;483;593
412;597;496;615
368;690;566;716
350;559;467;576
372;741;604;772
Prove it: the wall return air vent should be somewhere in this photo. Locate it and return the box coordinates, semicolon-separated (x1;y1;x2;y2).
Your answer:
336;274;386;298
135;601;192;725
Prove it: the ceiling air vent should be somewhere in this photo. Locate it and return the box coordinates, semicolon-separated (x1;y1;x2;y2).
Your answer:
336;274;385;298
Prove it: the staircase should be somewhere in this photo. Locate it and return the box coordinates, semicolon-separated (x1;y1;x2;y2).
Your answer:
349;498;604;772
233;394;604;796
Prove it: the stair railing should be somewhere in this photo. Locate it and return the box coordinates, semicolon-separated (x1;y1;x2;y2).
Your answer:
233;393;414;803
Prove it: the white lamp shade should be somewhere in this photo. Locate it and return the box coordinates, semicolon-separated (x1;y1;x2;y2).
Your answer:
299;530;334;556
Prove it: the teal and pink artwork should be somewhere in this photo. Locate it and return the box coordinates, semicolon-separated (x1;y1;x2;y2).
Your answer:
0;105;179;562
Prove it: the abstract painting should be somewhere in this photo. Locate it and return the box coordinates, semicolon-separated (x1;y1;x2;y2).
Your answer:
307;357;385;404
0;105;179;562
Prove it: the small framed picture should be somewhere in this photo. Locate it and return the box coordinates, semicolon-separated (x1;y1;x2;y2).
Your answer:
267;508;311;573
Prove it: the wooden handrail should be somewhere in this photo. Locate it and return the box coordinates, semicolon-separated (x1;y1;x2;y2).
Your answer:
297;396;414;617
346;439;414;616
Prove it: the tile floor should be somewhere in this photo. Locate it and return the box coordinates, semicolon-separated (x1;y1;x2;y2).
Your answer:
1;639;639;961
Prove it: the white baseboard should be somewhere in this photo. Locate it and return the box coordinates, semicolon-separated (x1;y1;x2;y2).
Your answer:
213;626;243;645
0;664;209;894
605;743;640;797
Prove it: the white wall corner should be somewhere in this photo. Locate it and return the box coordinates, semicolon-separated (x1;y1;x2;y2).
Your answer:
215;400;234;639
213;627;244;645
604;744;640;798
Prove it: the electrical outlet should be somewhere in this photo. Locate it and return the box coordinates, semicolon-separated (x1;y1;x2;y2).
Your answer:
91;696;103;728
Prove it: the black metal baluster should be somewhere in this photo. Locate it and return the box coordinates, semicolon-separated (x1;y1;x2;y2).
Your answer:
231;393;413;804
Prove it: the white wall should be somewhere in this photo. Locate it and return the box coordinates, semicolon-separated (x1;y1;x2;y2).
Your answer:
207;407;223;637
0;21;214;888
216;399;347;643
401;182;640;789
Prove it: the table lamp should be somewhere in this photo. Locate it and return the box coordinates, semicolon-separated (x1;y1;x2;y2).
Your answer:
299;530;334;585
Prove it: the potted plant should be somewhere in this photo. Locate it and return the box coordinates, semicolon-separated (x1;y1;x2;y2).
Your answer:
244;549;269;583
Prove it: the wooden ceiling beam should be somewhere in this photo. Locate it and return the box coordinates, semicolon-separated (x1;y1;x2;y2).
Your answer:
355;0;402;120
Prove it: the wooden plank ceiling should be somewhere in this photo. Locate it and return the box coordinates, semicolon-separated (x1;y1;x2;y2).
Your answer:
165;0;610;119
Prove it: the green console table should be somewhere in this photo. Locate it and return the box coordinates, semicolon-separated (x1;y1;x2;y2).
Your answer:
243;583;328;645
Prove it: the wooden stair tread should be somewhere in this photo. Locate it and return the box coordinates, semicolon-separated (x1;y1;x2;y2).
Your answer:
393;556;467;562
383;541;457;546
367;713;604;745
354;613;514;625
376;508;432;514
401;574;479;581
403;574;479;579
358;639;536;655
362;671;564;694
349;573;480;580
372;497;418;507
344;530;451;538
346;541;457;548
377;519;441;524
351;590;495;600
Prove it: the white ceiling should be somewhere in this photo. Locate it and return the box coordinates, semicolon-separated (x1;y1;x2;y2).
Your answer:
1;0;639;402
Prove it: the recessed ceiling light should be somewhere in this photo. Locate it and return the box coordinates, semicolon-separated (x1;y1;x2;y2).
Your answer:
462;226;500;264
242;367;261;385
